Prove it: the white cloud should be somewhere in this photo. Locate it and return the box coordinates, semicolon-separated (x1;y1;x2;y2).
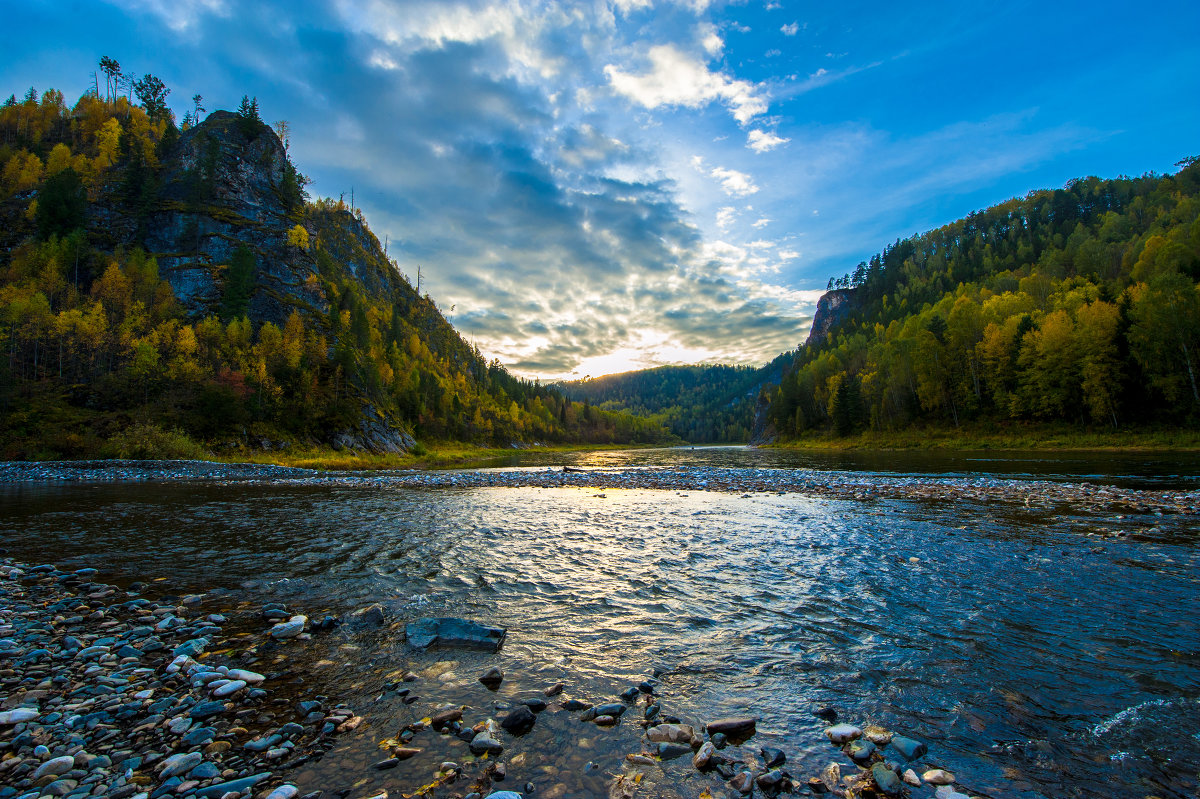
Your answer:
781;22;799;36
752;217;771;229
108;0;227;31
710;166;759;197
604;44;768;124
716;206;738;230
747;129;790;153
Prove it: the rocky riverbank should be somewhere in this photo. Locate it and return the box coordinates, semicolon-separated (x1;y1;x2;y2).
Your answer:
0;559;360;799
1;460;1195;516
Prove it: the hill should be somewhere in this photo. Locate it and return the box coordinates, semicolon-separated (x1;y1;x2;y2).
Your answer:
558;357;790;443
766;159;1200;439
0;79;673;459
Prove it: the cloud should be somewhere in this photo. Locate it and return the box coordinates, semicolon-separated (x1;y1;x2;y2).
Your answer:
106;0;227;31
604;44;768;124
780;22;799;36
747;129;789;152
709;166;759;197
716;206;737;230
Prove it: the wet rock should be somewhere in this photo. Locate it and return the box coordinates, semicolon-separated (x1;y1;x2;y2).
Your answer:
902;769;921;787
483;793;523;799
871;764;902;795
500;705;537;735
933;788;970;799
265;787;300;799
159;751;204;777
807;777;828;794
825;723;861;744
348;604;386;627
470;734;504;755
710;732;727;749
813;707;838;722
0;708;40;724
619;687;640;702
593;702;626;718
756;769;787;793
479;667;505;690
431;707;464;730
863;725;893;746
846;739;876;762
269;616;308;638
406;617;507;651
693;741;716;770
923;769;955;785
889;735;927;761
706;717;756;741
657;742;693;760
544;682;564;697
646;723;694;744
644;703;660;721
729;771;755;794
520;698;547;713
561;699;591;711
761;747;786;768
194;774;272;798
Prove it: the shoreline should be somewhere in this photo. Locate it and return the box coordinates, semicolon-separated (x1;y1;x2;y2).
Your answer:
1;459;1196;516
0;557;989;799
0;558;362;799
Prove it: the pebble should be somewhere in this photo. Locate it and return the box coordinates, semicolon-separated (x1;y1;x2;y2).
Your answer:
924;768;956;785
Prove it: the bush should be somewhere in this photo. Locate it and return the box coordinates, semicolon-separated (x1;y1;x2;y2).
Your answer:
103;422;208;460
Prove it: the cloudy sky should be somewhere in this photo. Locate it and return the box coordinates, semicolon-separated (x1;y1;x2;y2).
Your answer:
4;1;1198;378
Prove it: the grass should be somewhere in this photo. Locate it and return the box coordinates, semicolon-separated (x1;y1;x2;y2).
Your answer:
768;422;1200;452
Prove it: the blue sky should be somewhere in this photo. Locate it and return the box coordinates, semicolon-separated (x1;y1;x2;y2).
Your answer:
3;0;1198;378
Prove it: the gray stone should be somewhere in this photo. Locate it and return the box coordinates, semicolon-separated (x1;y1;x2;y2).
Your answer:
348;604;386;627
193;773;271;798
872;764;902;795
706;717;757;740
33;756;76;779
159;752;203;778
692;741;716;770
470;735;503;755
500;705;536;735
406;617;507;651
269;616;307;639
0;708;39;725
825;723;862;744
889;735;927;761
846;739;876;762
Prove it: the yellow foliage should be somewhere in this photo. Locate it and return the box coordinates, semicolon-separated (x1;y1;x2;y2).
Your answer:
25;200;38;221
3;151;44;194
96;118;122;169
45;143;73;176
286;224;310;250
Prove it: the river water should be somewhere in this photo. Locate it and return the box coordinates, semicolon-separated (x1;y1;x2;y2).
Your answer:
1;447;1197;799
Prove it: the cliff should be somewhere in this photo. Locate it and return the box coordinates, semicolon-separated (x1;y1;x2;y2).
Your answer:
804;288;858;347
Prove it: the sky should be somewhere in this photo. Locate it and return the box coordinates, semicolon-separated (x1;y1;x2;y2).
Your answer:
3;1;1198;379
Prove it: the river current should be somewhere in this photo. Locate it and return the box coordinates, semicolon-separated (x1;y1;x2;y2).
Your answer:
1;447;1197;798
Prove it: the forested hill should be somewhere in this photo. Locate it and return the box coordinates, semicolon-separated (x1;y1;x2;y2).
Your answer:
559;356;791;443
0;75;672;459
766;158;1200;438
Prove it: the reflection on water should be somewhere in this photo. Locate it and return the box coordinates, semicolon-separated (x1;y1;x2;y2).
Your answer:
0;448;1197;798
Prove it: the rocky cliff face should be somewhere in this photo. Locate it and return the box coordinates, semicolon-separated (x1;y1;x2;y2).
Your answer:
804;288;858;347
136;111;322;324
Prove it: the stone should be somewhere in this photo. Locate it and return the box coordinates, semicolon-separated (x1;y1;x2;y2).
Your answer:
544;683;564;697
872;764;902;795
159;752;204;778
923;769;955;785
934;788;970;799
561;699;591;711
657;742;693;760
33;756;76;779
863;725;893;746
265;787;300;799
500;705;536;735
212;679;247;698
269;616;307;639
520;698;547;713
761;747;786;768
193;773;271;798
825;723;862;744
406;617;507;652
593;702;626;718
348;604;386;627
483;793;523;799
470;735;504;755
646;723;695;744
890;735;928;761
431;707;463;730
710;732;727;749
190;701;226;720
846;739;876;762
756;770;786;793
225;669;265;684
479;667;504;689
902;769;921;787
813;707;838;722
729;771;754;794
0;708;39;725
706;718;757;740
593;715;618;726
693;741;716;770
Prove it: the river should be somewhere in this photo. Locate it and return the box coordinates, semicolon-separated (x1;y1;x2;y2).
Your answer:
1;447;1197;799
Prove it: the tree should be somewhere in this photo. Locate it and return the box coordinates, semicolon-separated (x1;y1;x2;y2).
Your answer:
237;95;261;138
133;74;171;123
273;120;290;153
99;56;121;101
36;168;87;240
220;245;256;320
285;224;309;250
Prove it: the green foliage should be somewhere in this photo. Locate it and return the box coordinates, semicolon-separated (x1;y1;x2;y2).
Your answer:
770;160;1200;437
220;245;255;320
103;422;207;460
35;167;86;239
237;95;262;139
132;74;171;123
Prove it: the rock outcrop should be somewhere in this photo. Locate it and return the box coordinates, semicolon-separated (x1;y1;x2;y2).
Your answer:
804;287;858;347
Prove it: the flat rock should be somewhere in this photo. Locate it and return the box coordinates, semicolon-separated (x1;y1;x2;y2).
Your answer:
0;708;39;725
646;723;695;744
889;735;927;761
923;769;955;785
706;717;756;740
825;723;862;744
500;705;536;735
406;617;507;652
33;756;76;779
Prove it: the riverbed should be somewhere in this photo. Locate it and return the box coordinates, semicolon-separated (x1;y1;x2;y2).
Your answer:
1;447;1197;799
